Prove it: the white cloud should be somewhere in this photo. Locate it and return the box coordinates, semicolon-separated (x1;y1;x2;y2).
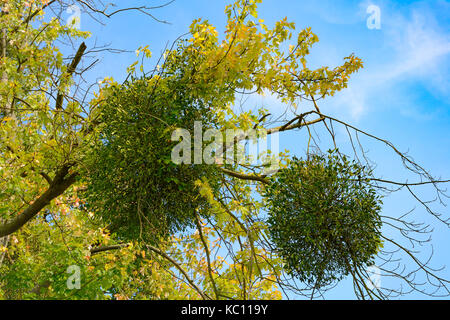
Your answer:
380;8;450;83
325;2;450;120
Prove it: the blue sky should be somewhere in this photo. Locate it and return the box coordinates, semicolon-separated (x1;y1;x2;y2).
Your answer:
73;0;450;299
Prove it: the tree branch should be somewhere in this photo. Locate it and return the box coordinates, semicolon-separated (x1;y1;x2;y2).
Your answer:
0;165;78;237
145;244;211;300
195;214;220;299
90;244;129;255
55;42;87;110
220;167;269;184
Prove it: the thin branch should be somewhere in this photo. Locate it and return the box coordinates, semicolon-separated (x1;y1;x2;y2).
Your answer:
145;244;211;300
220;167;269;184
55;42;87;110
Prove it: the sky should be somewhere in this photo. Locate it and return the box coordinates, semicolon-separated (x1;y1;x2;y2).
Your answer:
69;0;450;299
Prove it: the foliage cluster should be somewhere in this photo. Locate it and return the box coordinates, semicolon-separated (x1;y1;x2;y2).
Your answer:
264;151;383;288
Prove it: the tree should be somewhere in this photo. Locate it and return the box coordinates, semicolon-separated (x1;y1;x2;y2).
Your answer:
1;0;449;300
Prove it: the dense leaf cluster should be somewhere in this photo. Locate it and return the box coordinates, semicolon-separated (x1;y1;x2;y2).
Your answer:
84;73;222;243
264;151;383;288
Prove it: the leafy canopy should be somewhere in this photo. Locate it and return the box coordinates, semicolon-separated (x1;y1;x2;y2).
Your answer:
8;0;443;300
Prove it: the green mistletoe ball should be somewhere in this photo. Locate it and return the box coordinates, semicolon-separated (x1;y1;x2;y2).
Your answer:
264;151;383;288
